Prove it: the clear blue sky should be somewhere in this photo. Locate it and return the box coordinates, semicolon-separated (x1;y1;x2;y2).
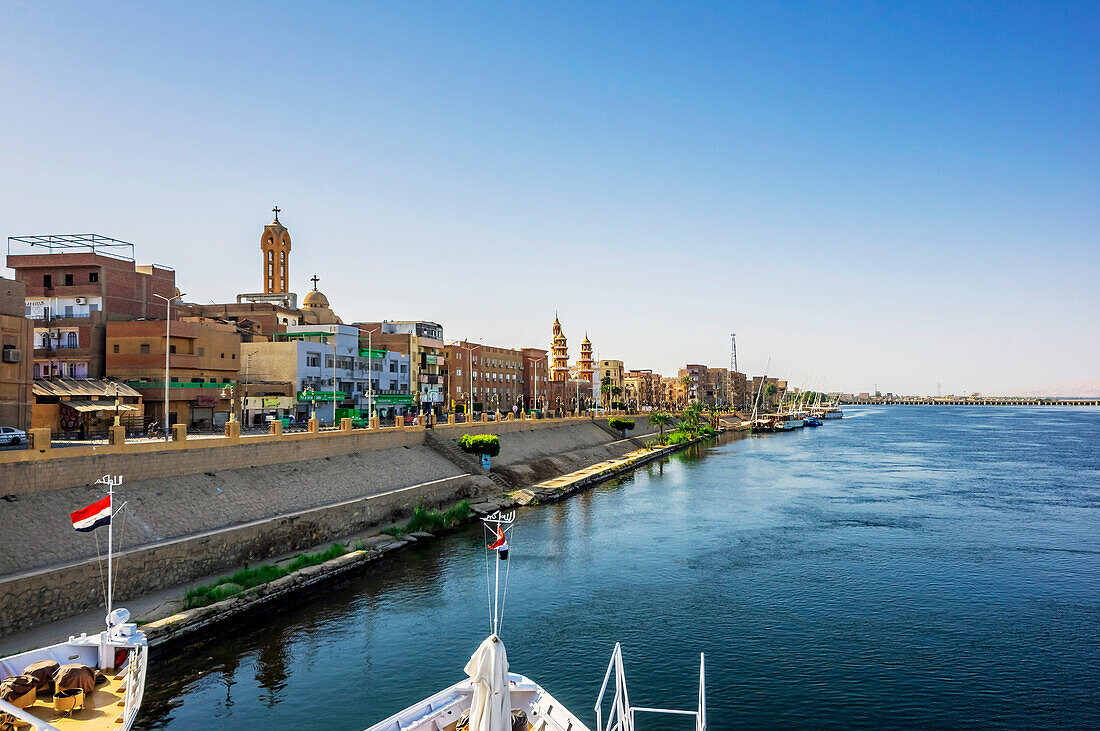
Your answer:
2;1;1097;395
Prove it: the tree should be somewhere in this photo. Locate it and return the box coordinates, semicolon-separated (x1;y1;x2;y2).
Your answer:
648;410;672;445
707;405;722;430
763;382;778;408
608;417;635;436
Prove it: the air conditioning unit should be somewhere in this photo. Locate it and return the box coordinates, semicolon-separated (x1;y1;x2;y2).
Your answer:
2;348;21;363
74;297;87;305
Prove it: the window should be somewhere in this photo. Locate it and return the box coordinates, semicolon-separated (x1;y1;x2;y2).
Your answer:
43;275;52;288
140;344;151;354
170;345;177;354
89;272;98;283
65;332;77;348
89;303;99;312
389;363;397;372
64;305;74;317
197;347;205;356
389;380;397;390
232;354;236;359
456;368;462;377
170;376;179;383
113;344;119;353
191;378;203;383
40;333;50;348
64;274;74;286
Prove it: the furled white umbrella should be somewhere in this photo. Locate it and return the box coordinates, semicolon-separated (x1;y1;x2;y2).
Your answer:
464;634;511;731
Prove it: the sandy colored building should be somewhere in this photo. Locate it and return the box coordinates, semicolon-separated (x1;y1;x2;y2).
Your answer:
624;369;661;409
106;318;243;428
0;276;33;429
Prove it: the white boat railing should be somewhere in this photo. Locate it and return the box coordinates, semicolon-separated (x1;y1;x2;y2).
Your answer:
594;643;706;731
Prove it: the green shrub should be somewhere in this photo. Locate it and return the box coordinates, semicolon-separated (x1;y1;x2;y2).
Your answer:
666;430;691;445
458;433;501;457
381;525;404;538
608;418;635;431
700;425;717;436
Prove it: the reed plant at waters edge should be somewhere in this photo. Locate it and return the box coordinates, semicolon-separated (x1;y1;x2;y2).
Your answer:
405;501;472;533
184;543;349;609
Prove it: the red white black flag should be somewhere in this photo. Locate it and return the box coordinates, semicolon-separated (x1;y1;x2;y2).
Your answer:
487;526;509;560
71;495;112;532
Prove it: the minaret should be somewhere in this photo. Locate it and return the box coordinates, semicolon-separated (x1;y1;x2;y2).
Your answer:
577;333;594;383
551;314;570;381
260;206;291;294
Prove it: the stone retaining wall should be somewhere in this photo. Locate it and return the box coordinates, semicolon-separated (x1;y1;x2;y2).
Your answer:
0;474;474;637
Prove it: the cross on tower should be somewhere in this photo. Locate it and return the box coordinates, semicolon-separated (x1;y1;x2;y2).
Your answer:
272;206;281;222
311;274;319;291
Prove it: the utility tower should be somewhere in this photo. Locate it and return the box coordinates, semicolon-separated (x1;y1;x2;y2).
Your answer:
730;333;738;373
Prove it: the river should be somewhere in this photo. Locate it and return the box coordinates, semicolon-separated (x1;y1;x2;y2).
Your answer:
136;407;1099;729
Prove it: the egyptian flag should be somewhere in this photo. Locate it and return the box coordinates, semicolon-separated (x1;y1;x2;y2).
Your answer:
71;495;112;533
487;526;509;561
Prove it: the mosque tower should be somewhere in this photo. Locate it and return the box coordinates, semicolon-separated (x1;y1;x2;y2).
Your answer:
577;333;595;383
550;314;570;381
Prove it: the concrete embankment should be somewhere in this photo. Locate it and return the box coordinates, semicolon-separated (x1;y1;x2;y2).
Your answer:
140;434;695;650
0;415;653;637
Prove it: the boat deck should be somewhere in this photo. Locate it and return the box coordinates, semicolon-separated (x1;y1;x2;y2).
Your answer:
8;672;126;730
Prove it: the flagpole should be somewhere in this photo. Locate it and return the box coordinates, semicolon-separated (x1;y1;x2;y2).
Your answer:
106;477;113;627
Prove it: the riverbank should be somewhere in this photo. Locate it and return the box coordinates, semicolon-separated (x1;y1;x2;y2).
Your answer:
0;428;720;655
1;416;665;636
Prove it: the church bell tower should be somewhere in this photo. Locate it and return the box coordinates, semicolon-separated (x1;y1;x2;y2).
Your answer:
261;206;291;294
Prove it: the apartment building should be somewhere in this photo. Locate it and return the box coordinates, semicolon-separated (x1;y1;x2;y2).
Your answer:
355;321;444;414
445;340;528;414
106;318;242;428
0;277;33;429
7;235;176;379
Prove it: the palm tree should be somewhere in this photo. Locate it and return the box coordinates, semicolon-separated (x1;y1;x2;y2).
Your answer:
707;405;721;430
648;410;672;445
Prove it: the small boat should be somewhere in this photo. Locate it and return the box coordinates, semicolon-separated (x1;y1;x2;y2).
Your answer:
0;475;148;731
804;416;823;427
366;511;706;731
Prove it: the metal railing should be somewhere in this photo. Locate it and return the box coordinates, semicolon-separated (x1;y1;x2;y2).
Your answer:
595;643;706;731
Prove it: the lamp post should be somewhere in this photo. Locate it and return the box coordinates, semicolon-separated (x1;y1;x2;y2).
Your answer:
221;382;236;423
303;383;316;420
113;382;120;426
152;289;185;442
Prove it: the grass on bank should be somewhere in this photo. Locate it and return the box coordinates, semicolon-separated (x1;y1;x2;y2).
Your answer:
183;543;348;609
381;501;473;538
183;501;475;608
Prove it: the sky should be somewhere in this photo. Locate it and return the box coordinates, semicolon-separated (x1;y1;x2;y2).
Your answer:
1;1;1097;395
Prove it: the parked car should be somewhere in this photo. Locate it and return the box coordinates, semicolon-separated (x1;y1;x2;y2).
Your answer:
0;426;27;446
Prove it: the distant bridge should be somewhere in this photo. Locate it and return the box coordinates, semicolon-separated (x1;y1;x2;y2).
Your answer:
840;397;1100;407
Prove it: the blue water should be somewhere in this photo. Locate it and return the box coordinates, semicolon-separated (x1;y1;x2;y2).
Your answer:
137;407;1100;729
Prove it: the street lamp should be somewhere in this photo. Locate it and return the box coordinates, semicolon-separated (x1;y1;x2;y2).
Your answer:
303;383;316;420
221;382;236;423
112;382;120;427
152;289;185;442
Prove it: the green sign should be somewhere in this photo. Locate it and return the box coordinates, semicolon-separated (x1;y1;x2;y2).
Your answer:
296;391;348;402
373;394;413;405
359;348;387;359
